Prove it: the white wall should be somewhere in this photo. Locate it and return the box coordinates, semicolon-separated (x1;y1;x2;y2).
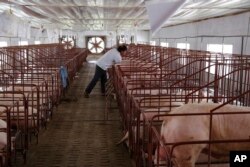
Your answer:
77;31;115;48
0;28;150;48
137;30;150;44
153;12;250;55
76;30;150;48
0;12;150;48
0;37;20;46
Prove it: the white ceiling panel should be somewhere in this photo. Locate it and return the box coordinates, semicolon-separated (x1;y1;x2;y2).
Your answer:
0;0;249;31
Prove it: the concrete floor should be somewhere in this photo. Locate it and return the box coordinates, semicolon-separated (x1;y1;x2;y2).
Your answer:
13;54;132;167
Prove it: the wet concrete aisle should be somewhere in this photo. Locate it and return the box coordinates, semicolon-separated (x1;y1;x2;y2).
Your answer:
14;56;132;167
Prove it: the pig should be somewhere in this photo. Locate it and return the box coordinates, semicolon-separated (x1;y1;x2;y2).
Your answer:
157;103;250;167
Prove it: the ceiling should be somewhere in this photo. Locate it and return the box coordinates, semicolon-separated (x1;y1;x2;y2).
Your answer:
0;0;249;32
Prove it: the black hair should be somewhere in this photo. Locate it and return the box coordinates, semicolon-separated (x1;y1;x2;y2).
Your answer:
117;45;127;52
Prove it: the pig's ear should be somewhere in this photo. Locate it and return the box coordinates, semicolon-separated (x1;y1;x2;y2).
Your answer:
160;120;168;136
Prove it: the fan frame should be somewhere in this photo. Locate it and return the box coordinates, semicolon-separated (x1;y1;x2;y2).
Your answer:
86;36;106;54
60;35;76;49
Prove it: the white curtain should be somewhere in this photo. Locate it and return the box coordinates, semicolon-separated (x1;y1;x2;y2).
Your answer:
146;0;187;36
0;11;19;37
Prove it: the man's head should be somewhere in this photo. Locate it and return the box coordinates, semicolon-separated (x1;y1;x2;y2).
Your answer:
117;45;127;56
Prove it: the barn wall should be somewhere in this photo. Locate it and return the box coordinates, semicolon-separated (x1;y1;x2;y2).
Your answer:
152;12;250;55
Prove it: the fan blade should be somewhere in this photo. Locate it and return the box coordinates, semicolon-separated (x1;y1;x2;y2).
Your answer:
97;48;102;53
97;40;103;45
90;38;94;43
89;41;95;45
89;45;94;51
96;45;103;49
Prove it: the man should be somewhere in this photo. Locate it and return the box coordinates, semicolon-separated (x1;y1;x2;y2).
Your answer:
84;45;127;98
